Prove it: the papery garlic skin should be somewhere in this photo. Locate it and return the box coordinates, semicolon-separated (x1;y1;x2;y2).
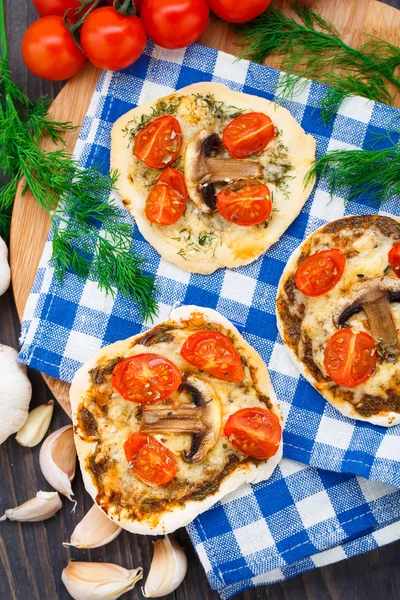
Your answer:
0;345;32;445
0;236;10;296
143;535;187;598
0;491;62;522
39;425;76;500
16;400;54;447
64;503;121;549
62;561;143;600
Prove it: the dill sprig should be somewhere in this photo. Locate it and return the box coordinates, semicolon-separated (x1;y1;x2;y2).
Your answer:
305;127;400;204
237;4;400;119
0;4;157;320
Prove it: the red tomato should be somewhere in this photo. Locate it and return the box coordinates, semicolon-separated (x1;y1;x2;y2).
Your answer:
112;353;182;404
80;7;147;71
388;242;400;278
217;180;272;226
324;329;377;388
145;168;187;226
141;0;209;49
181;330;244;382
22;16;86;81
33;0;80;17
222;113;275;158
208;0;272;23
223;407;281;459
294;249;346;297
133;116;182;169
124;433;178;486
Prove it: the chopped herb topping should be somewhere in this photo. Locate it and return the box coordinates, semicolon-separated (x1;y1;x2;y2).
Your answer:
192;93;244;121
124;96;183;142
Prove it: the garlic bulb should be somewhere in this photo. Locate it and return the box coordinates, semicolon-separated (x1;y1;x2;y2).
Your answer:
16;400;54;447
64;503;121;548
0;345;32;445
62;561;143;600
143;535;187;598
39;425;76;500
0;236;10;296
0;491;62;522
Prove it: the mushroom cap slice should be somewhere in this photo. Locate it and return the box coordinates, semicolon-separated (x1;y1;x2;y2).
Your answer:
184;130;219;213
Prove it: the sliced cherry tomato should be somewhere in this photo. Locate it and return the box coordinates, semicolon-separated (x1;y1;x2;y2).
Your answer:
222;112;274;159
133;116;182;169
208;0;273;23
223;407;281;459
217;180;272;226
145;168;187;226
324;329;377;388
180;330;244;382
112;353;182;404
80;7;147;71
294;249;346;297
141;0;209;50
388;242;400;278
124;433;178;486
22;16;86;81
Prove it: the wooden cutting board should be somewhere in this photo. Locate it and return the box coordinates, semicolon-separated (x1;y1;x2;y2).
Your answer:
10;0;400;416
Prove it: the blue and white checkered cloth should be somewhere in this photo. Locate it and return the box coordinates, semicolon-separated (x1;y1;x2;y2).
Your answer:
18;42;400;596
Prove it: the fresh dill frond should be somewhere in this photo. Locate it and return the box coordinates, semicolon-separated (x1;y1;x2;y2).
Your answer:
237;4;400;121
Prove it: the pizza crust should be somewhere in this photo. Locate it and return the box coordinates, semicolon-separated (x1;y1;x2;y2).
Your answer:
70;305;283;534
276;215;400;427
111;82;316;274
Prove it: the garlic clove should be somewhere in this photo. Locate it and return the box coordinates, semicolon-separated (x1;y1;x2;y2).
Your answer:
39;425;76;501
62;561;143;600
0;345;32;445
143;535;187;598
0;491;62;522
16;400;54;447
0;236;11;297
63;503;122;549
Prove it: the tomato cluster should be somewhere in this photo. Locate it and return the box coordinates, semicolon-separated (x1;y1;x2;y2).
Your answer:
24;0;273;81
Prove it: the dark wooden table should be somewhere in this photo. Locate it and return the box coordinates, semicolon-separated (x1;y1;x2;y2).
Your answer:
2;2;400;599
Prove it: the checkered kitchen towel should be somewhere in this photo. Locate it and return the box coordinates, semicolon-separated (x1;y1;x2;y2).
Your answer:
18;41;400;594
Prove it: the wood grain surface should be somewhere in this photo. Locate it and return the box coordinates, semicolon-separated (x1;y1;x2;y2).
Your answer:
2;1;400;599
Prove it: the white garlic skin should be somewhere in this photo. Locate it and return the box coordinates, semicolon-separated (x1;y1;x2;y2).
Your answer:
16;400;54;447
62;561;143;600
0;345;32;445
143;535;187;598
0;491;62;522
0;236;10;296
64;503;121;549
39;425;76;500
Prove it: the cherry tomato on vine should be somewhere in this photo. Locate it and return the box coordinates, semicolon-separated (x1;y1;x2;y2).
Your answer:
22;16;86;81
222;112;275;159
324;329;377;388
217;180;272;226
223;407;281;459
294;249;346;297
145;168;188;226
33;0;80;17
124;433;178;486
388;242;400;278
208;0;273;23
133;116;182;169
141;0;209;50
80;7;147;71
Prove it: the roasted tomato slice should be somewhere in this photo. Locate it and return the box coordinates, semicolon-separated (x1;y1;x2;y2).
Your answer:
124;433;178;486
223;407;281;459
133;115;182;169
294;248;346;297
388;242;400;278
324;329;376;388
112;353;182;404
216;180;272;226
180;330;244;382
222;112;274;158
145;167;188;225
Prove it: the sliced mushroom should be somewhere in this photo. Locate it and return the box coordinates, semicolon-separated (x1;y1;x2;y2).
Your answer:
140;375;221;463
333;276;400;355
184;130;263;213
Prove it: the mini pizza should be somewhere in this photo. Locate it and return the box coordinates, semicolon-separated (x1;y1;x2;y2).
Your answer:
70;306;283;534
276;214;400;427
111;82;316;274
